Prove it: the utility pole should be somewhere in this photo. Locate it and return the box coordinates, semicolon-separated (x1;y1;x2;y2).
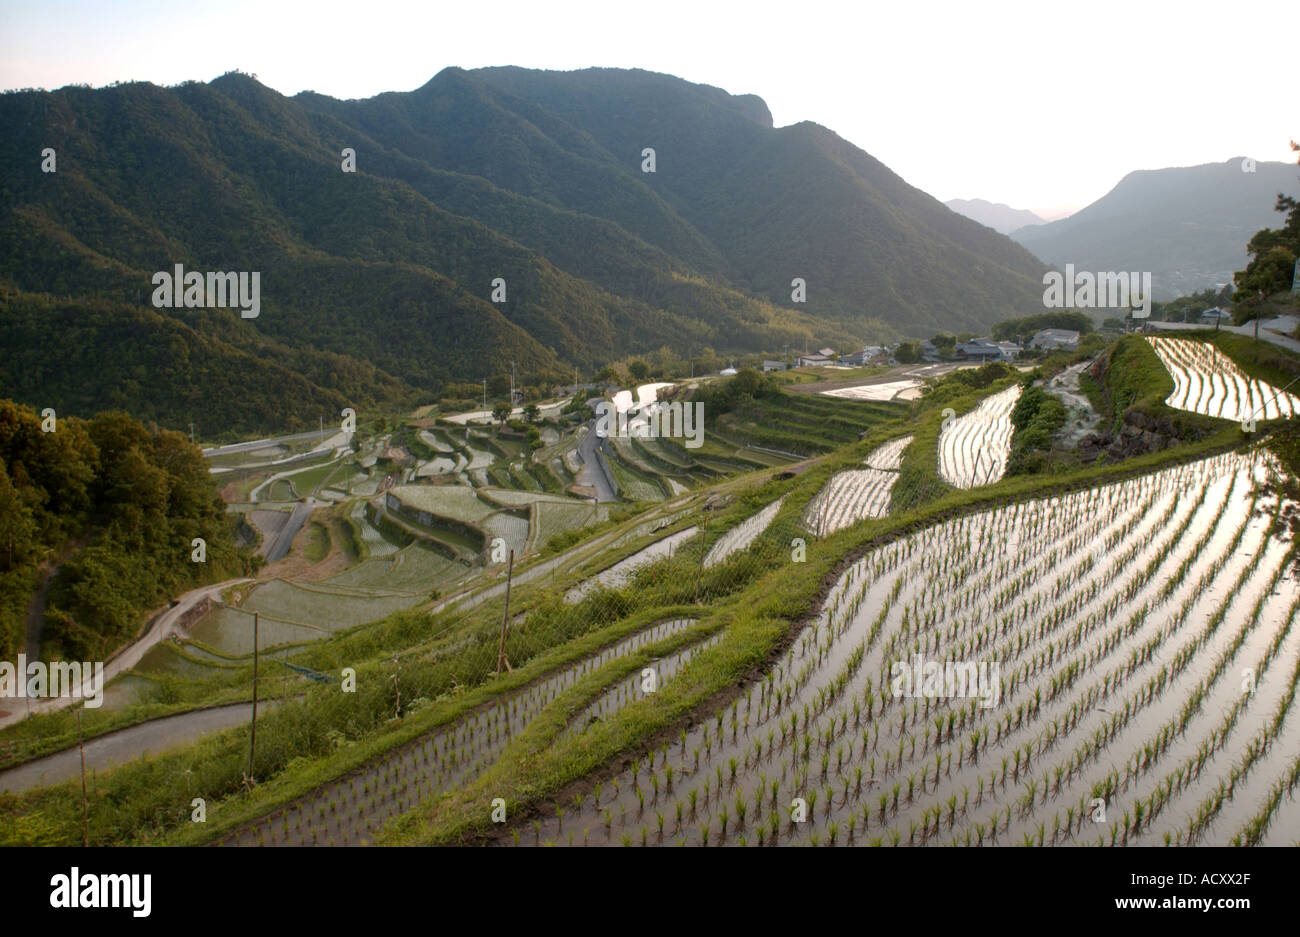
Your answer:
496;550;515;676
511;361;516;407
189;422;195;444
248;612;259;783
482;379;487;410
78;709;88;847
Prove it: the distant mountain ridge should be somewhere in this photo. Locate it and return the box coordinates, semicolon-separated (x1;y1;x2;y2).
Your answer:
0;66;1049;433
1011;158;1300;300
945;198;1046;235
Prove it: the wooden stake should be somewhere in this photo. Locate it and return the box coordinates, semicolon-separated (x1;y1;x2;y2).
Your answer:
497;551;514;676
696;532;707;603
78;708;88;847
248;611;259;783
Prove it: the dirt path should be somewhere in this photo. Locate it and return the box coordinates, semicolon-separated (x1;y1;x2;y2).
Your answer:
1046;359;1102;444
22;536;91;661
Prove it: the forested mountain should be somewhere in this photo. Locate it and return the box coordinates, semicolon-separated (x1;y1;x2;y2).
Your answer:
1012;158;1300;300
1;67;1048;434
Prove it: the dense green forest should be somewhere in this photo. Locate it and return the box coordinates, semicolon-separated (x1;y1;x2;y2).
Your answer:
0;400;255;662
0;67;1049;437
0;286;418;438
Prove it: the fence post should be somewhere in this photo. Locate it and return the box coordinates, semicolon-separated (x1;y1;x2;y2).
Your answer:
78;708;88;847
248;611;259;782
497;551;514;676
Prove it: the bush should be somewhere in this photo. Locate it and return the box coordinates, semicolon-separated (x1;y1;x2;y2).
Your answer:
1006;386;1067;476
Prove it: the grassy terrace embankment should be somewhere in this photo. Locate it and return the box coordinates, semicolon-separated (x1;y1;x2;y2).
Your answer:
0;345;1277;846
378;420;1262;845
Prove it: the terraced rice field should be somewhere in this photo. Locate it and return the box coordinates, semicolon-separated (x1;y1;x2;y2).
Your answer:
188;564;442;657
1146;337;1300;422
221;618;700;846
561;633;725;741
803;471;896;537
418;430;455;454
513;451;1300;847
385;485;611;558
609;459;666;502
479;490;575;507
938;385;1021;489
240;580;423;631
823;380;923;402
189;607;332;656
349;502;401;557
534;500;607;547
341;544;467;593
483;513;529;558
388;485;495;523
414;458;459;477
802;438;913;537
704;497;787;568
564;527;700;604
864;435;913;471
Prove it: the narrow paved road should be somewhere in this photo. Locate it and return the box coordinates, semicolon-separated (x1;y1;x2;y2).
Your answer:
202;428;334;457
0;701;277;793
575;422;618;502
442;398;572;425
0;576;255;730
1144;320;1300;354
262;498;318;563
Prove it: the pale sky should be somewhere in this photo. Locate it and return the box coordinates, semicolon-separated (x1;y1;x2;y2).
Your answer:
2;0;1294;218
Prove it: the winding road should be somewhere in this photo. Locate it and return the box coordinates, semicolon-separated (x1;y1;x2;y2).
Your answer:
1143;320;1300;354
0;701;271;793
0;576;255;731
575;422;618;502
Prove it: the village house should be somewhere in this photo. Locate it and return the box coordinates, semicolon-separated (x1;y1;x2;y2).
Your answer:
1029;329;1080;351
994;341;1021;359
954;338;1004;362
837;345;891;367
